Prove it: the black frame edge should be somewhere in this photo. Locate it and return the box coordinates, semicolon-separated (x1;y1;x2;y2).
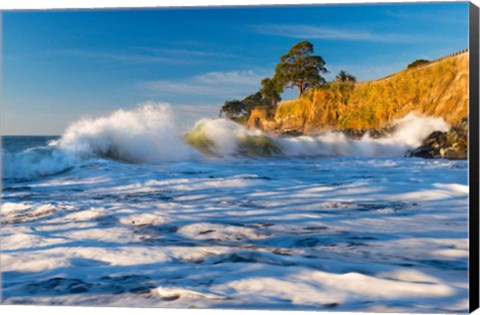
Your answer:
470;1;480;313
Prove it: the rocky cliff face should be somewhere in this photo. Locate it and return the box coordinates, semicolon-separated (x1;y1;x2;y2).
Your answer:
246;52;469;135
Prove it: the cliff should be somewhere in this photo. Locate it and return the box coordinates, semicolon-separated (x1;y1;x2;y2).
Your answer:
246;51;469;135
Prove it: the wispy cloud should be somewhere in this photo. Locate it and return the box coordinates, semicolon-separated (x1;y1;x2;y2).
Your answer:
83;46;237;64
141;70;268;99
16;46;235;65
48;49;182;64
133;47;236;58
195;70;260;85
251;24;425;43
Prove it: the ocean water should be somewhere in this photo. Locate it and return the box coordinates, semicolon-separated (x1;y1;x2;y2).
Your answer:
0;104;469;312
2;136;60;153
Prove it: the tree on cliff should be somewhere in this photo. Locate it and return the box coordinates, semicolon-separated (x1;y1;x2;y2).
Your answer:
259;77;282;107
220;92;265;120
335;70;356;83
220;77;282;120
274;41;328;96
241;92;264;113
219;100;245;119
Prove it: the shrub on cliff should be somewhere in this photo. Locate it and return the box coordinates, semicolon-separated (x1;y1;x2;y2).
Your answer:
407;59;430;69
335;70;357;83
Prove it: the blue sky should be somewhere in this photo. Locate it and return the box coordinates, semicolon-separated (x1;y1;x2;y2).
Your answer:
2;2;470;135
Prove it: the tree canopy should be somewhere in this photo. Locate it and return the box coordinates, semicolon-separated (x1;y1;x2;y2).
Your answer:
274;41;328;96
259;77;282;107
219;100;245;119
335;70;357;83
220;77;282;120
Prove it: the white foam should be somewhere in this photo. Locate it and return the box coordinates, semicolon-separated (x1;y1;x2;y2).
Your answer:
385;112;450;147
58;102;198;163
1;155;468;311
280;113;450;157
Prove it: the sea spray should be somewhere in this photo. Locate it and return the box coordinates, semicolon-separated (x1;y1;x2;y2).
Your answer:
378;113;450;147
57;103;198;163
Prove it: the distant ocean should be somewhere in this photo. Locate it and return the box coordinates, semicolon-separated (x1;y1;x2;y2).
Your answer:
0;105;469;312
2;135;59;153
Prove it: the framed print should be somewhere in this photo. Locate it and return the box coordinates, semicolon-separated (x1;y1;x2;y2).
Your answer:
1;1;479;314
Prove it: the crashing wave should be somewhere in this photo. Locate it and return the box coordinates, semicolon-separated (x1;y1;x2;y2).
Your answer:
184;119;282;158
56;102;198;163
185;113;449;158
1;103;450;180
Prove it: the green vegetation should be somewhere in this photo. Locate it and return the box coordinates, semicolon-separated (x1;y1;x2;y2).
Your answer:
219;88;278;121
219;100;245;120
335;70;357;83
274;41;328;96
220;40;332;121
259;77;282;107
407;59;430;69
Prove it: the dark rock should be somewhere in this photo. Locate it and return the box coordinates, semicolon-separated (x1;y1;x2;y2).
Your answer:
340;127;395;140
342;129;366;140
280;129;303;137
422;131;447;149
407;146;439;159
408;117;468;160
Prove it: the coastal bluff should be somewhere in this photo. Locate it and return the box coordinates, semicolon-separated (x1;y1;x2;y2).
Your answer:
246;51;469;135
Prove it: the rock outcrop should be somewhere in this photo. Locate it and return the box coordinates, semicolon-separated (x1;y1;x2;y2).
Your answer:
408;117;468;159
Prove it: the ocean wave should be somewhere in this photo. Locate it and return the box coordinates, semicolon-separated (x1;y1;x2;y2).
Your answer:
1;103;450;180
56;102;198;163
2;146;76;180
185;112;449;158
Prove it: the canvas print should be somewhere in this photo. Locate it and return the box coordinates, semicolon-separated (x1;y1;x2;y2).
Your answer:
0;1;476;313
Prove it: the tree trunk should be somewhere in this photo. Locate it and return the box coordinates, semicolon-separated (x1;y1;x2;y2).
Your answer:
298;82;304;97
